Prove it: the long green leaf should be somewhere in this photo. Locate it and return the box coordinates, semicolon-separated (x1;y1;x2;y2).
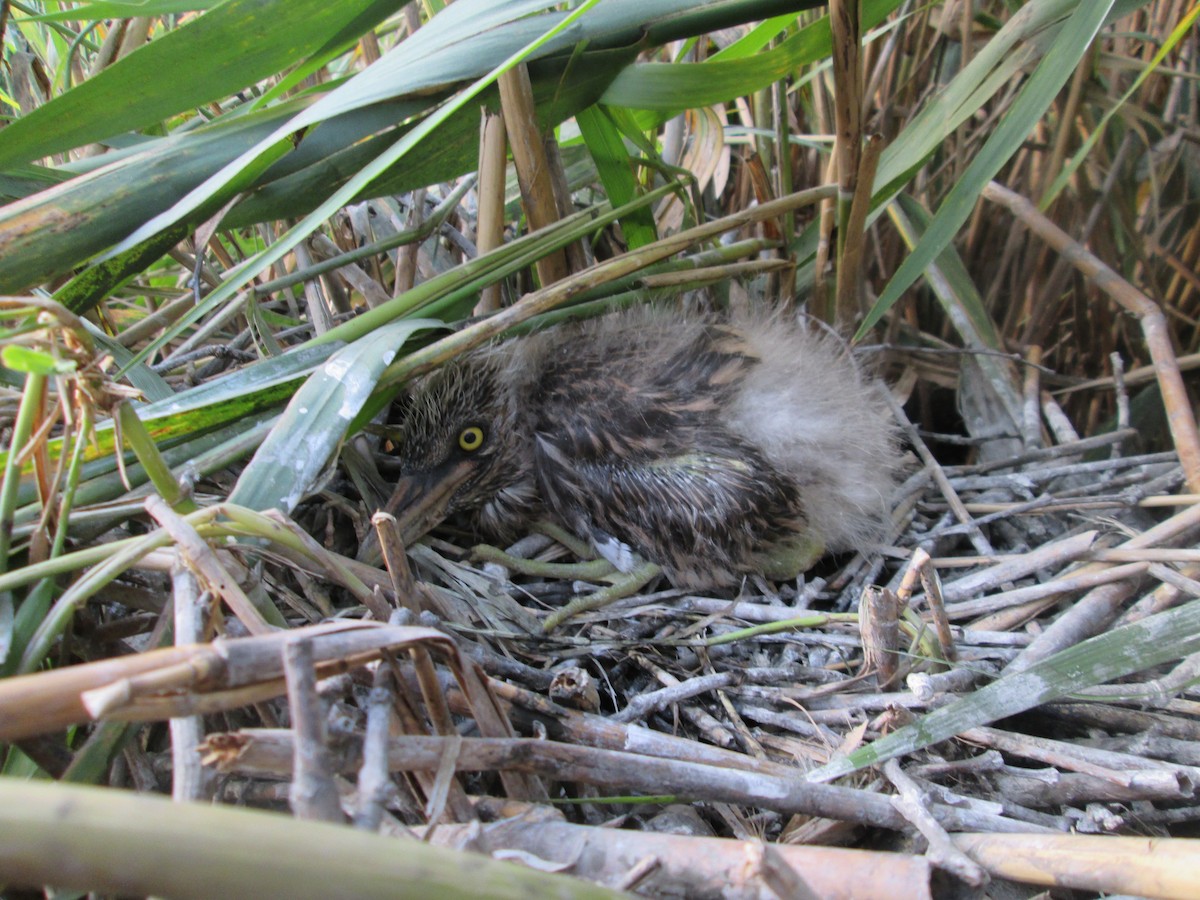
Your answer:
856;0;1118;336
0;0;404;169
809;596;1200;782
0;103;300;292
112;0;611;374
34;2;223;20
576;105;657;249
1039;2;1200;208
0;1;821;293
601;0;901;110
0;342;335;477
229;319;437;512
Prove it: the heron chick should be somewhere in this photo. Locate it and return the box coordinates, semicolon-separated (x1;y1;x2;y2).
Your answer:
378;306;902;589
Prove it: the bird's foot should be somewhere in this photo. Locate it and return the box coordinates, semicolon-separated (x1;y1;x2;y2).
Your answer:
542;560;661;631
470;520;661;630
591;529;641;574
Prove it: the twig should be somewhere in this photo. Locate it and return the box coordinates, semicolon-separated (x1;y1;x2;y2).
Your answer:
214;729;1049;835
170;563;214;802
884;759;989;886
145;495;273;636
284;635;342;822
883;391;995;555
353;667;396;832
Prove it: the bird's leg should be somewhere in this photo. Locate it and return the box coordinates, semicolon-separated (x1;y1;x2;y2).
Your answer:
534;520;595;559
542;560;661;631
470;519;617;579
470;518;662;629
471;543;616;580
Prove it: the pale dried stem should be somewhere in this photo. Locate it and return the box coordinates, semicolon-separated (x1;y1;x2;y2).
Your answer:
420;817;932;900
283;635;342;822
918;564;958;662
961;725;1200;788
1021;345;1042;448
883;390;995;555
0;621;466;741
952;832;1200;900
983;181;1200;491
169;564;214;802
884;759;988;886
352;669;394;831
144;495;273;636
214;728;1043;835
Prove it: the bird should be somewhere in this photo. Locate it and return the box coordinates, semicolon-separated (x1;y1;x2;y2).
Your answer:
375;305;901;590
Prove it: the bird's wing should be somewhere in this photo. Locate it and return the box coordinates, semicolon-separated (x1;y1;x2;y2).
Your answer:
533;429;807;587
528;316;813;585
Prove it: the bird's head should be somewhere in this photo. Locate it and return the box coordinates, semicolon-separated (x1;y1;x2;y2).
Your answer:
385;351;537;544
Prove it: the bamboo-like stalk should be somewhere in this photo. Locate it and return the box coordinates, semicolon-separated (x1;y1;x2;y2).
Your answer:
498;64;570;286
835;131;882;325
0;621;476;742
953;832;1200;900
474;108;508;314
829;0;863;262
0;779;623;900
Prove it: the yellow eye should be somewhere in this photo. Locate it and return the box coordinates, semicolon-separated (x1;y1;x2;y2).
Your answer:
458;426;485;452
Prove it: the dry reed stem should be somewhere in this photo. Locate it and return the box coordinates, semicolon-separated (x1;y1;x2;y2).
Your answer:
953;832;1200;900
884;758;988;886
474;108;508;314
210;728;1037;834
169;564;212;802
836;131;883;325
0;622;467;741
983;181;1200;491
419;818;935;900
283;634;342;821
498;64;570;286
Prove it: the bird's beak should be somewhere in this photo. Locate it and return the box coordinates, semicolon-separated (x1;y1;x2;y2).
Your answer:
381;458;479;547
358;459;479;565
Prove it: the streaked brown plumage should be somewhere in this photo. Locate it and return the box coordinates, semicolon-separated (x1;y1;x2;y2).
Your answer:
379;306;901;589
